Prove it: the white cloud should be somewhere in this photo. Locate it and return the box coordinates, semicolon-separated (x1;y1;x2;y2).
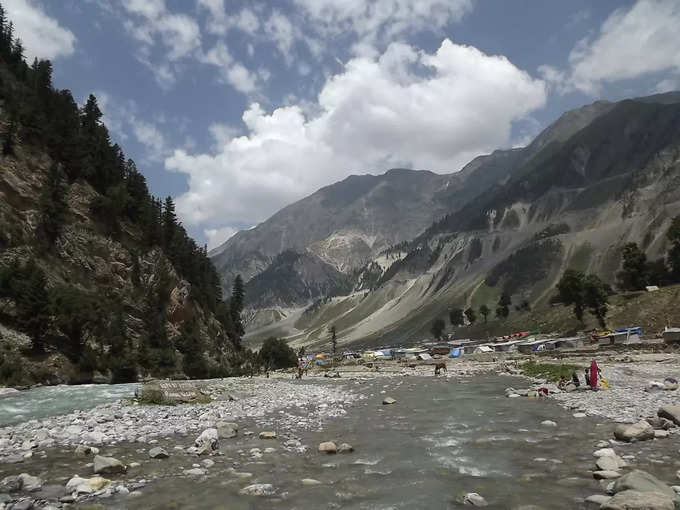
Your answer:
205;226;238;250
264;11;297;63
654;78;680;94
197;0;260;36
3;0;76;61
544;0;680;95
166;39;546;232
294;0;472;52
200;42;262;93
121;0;200;86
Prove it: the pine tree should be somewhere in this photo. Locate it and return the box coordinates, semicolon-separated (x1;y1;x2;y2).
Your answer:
496;293;511;319
230;275;245;349
479;304;490;323
16;261;50;352
38;163;68;247
162;196;178;252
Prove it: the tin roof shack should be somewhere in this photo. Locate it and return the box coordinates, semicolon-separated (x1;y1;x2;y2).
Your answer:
429;346;452;356
492;339;526;353
553;336;586;349
596;331;640;345
663;328;680;343
517;338;552;354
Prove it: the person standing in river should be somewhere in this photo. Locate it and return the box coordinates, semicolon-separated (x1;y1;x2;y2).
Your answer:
589;360;600;390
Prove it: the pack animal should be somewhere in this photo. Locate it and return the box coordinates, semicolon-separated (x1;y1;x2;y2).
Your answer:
434;362;447;376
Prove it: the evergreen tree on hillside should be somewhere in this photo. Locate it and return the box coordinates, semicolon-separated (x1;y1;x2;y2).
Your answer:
449;307;464;326
667;216;680;282
431;318;446;340
496;293;511;319
16;261;49;352
464;307;477;325
616;243;648;291
479;304;490;323
37;163;68;247
230;275;245;349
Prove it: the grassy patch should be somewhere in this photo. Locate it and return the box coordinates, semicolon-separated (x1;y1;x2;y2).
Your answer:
520;361;582;382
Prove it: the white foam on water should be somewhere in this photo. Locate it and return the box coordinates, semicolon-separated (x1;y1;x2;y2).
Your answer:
364;468;393;475
353;457;382;466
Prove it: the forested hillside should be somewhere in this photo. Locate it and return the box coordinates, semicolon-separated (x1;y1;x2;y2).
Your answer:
0;3;245;386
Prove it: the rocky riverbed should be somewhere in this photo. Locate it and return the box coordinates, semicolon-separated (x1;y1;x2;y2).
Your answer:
3;355;680;509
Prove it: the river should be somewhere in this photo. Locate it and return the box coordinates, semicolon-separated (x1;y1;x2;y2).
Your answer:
7;374;669;508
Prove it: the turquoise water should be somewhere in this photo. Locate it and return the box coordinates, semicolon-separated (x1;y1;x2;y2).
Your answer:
0;383;138;426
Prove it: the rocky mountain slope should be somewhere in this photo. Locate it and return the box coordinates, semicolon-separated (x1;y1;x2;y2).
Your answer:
227;93;680;349
0;14;243;386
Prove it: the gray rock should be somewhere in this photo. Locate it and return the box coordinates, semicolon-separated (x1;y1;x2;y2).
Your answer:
216;422;238;439
93;455;126;475
258;431;276;439
596;455;627;471
301;478;322;486
149;447;169;459
613;470;675;498
601;490;674;510
201;459;215;468
238;483;275;496
195;428;219;450
11;500;34;510
584;494;611;509
613;421;654;442
540;420;557;427
18;474;42;492
463;492;488;506
337;443;354;454
74;445;98;456
382;397;396;405
0;475;22;492
658;406;680;426
594;448;617;458
594;471;622;480
318;441;337;454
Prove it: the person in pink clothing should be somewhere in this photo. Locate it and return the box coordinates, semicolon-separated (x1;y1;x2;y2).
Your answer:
589;360;600;390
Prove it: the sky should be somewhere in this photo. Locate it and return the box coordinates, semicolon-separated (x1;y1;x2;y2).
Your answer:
6;0;680;249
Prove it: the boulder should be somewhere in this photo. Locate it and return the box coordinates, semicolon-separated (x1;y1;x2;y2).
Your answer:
613;421;654;442
149;447;169;459
540;420;557;427
216;422;238;439
657;406;680;426
0;475;23;492
462;492;488;506
654;430;669;439
613;470;675;499
195;428;219;450
238;483;275;496
663;378;678;391
18;474;42;492
75;445;98;456
382;397;396;405
318;441;337;454
337;443;354;454
601;490;674;510
596;455;627;472
66;476;110;494
594;448;617;458
259;431;277;439
301;478;322;486
93;455;126;475
585;495;611;509
594;471;622;480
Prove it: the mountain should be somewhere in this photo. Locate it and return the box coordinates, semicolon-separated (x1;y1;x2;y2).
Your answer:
210;168;454;288
219;92;680;349
0;13;242;387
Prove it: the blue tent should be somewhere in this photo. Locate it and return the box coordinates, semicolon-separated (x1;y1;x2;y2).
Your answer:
449;348;462;358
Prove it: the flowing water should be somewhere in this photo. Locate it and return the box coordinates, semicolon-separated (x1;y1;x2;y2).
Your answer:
0;383;139;426
2;375;679;509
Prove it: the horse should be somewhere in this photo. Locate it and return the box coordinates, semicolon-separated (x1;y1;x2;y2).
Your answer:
434;362;447;376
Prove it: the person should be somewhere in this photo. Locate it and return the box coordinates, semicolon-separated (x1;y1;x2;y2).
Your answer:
558;376;567;390
589;360;600;390
571;371;581;387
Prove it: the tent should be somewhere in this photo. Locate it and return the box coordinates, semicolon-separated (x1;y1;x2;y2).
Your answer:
448;348;462;358
417;352;432;361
